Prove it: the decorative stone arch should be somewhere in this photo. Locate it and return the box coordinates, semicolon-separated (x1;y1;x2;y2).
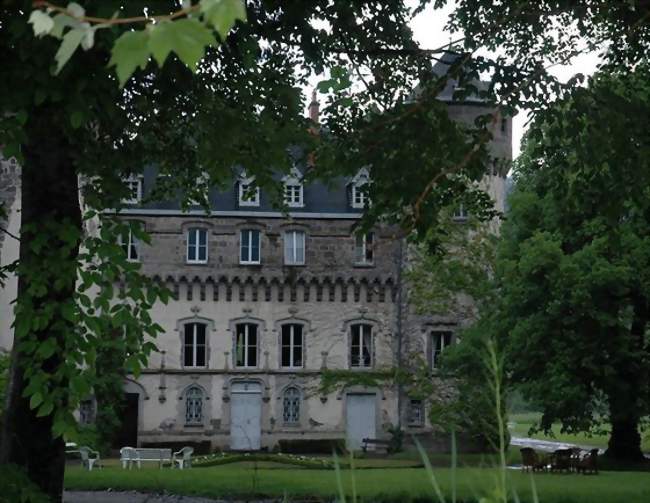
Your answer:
175;315;216;368
228;315;267;368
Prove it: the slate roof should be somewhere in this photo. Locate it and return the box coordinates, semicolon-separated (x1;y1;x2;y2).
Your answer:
129;164;361;216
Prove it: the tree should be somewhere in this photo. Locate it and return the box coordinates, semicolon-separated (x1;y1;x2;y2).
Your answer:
406;211;507;451
496;67;650;462
1;1;497;499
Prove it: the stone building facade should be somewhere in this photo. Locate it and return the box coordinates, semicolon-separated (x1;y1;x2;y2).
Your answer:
0;60;511;452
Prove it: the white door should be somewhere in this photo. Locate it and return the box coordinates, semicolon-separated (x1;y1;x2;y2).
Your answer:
230;382;262;450
346;393;376;450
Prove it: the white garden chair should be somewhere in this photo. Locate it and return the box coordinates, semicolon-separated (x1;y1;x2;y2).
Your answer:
172;446;194;469
78;446;101;471
120;446;140;469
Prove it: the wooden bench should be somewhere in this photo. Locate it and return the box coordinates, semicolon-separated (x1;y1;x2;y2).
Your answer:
120;447;172;469
361;438;392;453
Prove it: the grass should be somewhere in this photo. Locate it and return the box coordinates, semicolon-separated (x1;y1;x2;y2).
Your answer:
509;412;650;452
64;462;650;502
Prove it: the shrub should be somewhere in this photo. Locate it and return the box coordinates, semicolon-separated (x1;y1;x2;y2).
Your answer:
0;464;49;503
277;438;346;454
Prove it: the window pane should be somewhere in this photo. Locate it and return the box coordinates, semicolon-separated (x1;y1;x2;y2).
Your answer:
281;345;291;367
196;345;206;367
235;325;245;366
284;232;293;263
198;229;207;246
365;233;374;262
196;323;206;344
355;235;364;263
293;344;302;367
296;232;305;263
240;231;249;262
251;230;260;262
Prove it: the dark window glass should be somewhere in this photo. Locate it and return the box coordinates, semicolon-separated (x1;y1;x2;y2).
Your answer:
235;323;258;367
281;324;303;367
351;324;372;367
432;331;452;369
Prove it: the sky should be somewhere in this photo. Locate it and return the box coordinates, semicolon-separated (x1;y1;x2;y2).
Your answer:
409;1;601;158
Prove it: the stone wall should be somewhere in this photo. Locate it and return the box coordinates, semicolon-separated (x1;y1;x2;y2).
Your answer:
0;156;20;351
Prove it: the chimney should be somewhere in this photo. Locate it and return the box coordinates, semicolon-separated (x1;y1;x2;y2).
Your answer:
308;89;319;123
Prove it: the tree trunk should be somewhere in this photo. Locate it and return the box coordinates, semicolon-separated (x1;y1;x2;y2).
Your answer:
605;298;647;463
0;107;82;502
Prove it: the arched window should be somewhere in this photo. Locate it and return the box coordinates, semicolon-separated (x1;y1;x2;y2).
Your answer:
183;322;207;367
185;386;203;425
282;387;300;424
350;323;373;368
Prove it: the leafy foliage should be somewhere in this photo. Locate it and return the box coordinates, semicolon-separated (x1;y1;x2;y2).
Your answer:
29;1;247;86
0;464;49;503
495;67;650;460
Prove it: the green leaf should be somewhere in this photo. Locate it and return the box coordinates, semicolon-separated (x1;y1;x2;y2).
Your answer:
66;2;85;18
148;19;216;71
51;13;80;39
55;27;85;74
70;110;83;129
200;0;247;38
109;30;151;87
28;10;54;38
37;400;54;418
29;392;43;410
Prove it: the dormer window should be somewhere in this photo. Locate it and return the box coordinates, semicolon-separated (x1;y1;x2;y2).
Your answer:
282;169;304;208
187;172;210;206
238;172;260;207
122;175;143;204
452;204;469;221
350;167;369;209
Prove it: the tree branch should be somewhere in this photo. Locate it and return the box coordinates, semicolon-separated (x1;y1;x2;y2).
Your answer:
0;226;20;241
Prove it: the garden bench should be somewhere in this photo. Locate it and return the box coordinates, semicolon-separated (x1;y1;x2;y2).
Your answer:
120;447;172;469
361;438;392;453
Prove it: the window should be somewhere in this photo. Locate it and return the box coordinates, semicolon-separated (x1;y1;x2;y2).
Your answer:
282;387;301;424
350;167;370;209
408;399;424;426
282;169;304;207
354;232;374;265
452;204;468;221
79;399;94;425
238;179;260;206
284;230;305;265
187;172;210;206
351;184;368;209
350;323;372;368
185;386;203;425
183;323;207;367
187;228;208;263
432;331;452;369
119;229;139;261
281;324;303;368
240;229;261;264
235;323;258;367
284;183;303;207
123;176;143;204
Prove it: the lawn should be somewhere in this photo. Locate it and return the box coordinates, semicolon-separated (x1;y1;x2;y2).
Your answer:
65;462;650;503
509;412;650;452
